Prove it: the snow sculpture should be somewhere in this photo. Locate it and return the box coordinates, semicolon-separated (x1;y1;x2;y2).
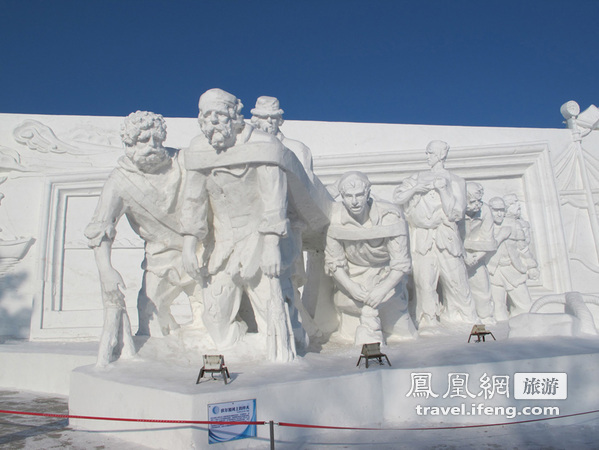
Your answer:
0;146;34;272
180;88;330;362
504;194;539;280
250;96;314;180
325;171;416;345
393;140;478;329
462;182;497;324
509;292;599;338
487;196;535;319
250;96;320;344
86;111;199;367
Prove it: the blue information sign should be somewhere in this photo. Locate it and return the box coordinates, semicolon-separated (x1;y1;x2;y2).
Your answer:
208;399;257;444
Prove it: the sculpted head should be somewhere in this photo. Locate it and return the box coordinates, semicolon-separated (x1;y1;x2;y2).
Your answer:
425;140;450;168
489;196;506;225
250;96;284;136
504;193;521;218
198;88;245;151
120;111;169;173
466;182;484;216
338;171;372;222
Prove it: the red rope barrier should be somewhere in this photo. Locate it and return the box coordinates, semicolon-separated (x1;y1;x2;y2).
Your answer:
1;408;598;431
0;410;263;426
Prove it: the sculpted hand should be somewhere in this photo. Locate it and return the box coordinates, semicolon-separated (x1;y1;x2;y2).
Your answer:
100;268;126;304
364;285;389;308
348;283;369;303
182;235;202;279
262;235;281;278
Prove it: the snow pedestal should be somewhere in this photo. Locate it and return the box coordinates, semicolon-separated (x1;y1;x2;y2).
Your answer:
68;334;599;449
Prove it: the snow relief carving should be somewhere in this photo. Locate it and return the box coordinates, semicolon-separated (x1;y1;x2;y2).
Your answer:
509;292;599;338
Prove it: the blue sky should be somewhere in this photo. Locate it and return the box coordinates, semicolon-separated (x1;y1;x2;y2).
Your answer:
0;1;597;128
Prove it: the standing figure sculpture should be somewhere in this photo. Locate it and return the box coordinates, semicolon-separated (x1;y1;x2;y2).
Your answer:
325;172;416;345
487;196;536;319
180;88;297;362
504;194;539;280
250;96;320;346
86;111;198;367
462;182;497;323
394;140;478;328
250;96;314;179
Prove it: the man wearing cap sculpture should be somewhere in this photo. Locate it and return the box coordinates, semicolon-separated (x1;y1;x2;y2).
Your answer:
250;96;314;180
462;182;497;323
250;96;322;344
394;140;479;329
487;195;537;319
180;88;298;362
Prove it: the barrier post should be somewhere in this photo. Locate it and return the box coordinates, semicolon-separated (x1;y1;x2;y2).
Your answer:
270;420;275;449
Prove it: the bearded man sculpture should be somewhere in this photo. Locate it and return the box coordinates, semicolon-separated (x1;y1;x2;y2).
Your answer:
180;88;298;362
86;111;198;367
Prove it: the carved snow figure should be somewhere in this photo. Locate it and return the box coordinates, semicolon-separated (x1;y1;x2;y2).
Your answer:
325;172;416;345
181;89;300;362
394;140;478;329
251;96;314;180
487;196;535;320
504;193;539;280
86;111;199;366
250;96;321;346
462;182;497;323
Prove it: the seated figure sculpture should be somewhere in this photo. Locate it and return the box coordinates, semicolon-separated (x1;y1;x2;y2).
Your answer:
394;140;479;329
463;182;497;323
180;88;299;362
487;196;536;319
86;111;200;366
325;171;416;345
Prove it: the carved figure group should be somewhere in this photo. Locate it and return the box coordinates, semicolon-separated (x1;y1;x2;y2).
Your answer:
487;195;539;320
87;91;540;367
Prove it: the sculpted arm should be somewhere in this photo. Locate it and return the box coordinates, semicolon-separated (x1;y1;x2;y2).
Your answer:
258;164;289;278
85;177;127;303
324;234;368;302
364;216;412;308
393;176;428;206
436;176;465;222
180;169;209;279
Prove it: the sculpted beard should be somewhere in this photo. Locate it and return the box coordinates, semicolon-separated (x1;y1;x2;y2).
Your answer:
201;119;233;150
130;146;170;173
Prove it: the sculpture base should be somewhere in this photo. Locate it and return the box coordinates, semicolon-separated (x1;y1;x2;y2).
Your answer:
66;324;599;449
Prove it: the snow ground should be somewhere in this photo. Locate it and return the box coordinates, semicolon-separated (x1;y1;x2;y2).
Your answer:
1;388;598;449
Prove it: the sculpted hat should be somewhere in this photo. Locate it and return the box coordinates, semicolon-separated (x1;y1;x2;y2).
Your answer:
198;88;239;113
251;96;284;117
